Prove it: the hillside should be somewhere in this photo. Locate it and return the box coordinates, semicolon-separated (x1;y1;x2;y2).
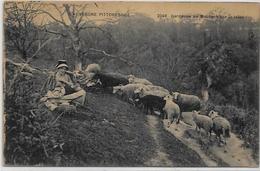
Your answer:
36;92;206;166
4;67;257;166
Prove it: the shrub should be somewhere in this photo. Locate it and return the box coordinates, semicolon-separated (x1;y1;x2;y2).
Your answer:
4;69;63;165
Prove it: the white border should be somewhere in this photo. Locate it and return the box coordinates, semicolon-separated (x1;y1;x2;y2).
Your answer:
0;0;259;171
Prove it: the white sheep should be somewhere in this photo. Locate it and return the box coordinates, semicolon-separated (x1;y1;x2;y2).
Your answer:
112;84;147;103
146;85;170;94
192;110;213;137
171;92;201;112
128;74;153;85
134;86;170;98
74;69;96;86
208;110;231;145
85;63;101;74
163;95;181;127
180;112;195;126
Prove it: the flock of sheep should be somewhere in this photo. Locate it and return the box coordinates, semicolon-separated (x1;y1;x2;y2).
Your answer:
76;64;232;145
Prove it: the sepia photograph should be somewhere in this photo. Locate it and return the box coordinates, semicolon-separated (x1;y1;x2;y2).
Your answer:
2;1;260;168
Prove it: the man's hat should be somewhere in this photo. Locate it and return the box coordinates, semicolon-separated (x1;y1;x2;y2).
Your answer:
56;60;68;69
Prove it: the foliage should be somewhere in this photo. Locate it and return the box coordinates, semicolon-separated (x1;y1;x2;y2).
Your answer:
4;69;61;165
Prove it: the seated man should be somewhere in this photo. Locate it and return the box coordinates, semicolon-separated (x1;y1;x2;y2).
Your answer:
41;60;86;111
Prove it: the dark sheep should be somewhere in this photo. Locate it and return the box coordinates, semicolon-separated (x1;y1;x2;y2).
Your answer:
93;72;129;88
135;95;166;118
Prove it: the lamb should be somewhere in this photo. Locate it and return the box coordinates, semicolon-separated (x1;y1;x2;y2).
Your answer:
192;110;213;136
112;84;147;103
163;95;181;127
208;110;231;145
128;74;153;85
171;92;201;112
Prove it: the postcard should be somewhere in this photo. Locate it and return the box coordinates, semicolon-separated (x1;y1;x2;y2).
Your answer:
3;1;259;167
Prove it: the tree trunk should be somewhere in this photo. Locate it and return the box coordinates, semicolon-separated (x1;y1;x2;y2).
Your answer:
69;29;82;70
21;50;27;61
204;29;211;46
199;70;211;103
75;62;82;71
64;4;83;70
201;86;209;102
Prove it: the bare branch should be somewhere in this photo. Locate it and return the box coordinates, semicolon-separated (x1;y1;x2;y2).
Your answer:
76;4;88;26
50;3;67;25
83;48;134;66
6;58;41;74
40;9;68;27
79;26;113;39
43;28;67;37
5;35;61;94
30;35;61;59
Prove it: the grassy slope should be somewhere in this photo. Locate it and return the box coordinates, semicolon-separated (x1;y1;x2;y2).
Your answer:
53;92;156;166
46;92;206;166
4;69;206;166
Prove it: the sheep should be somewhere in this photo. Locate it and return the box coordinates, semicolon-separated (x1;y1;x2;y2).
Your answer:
163;95;181;127
84;72;96;81
192;110;213;137
112;84;147;103
208;110;231;145
74;70;95;82
128;74;153;85
135;95;166;116
93;72;129;89
146;85;170;94
134;86;170;99
85;63;101;74
133;87;170;117
179;112;193;126
73;64;100;87
171;92;201;112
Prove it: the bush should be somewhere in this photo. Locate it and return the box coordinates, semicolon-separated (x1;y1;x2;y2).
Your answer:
4;67;64;165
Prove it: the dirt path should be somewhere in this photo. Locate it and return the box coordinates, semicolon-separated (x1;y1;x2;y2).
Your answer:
144;115;174;166
210;133;257;167
164;120;218;167
163;119;257;167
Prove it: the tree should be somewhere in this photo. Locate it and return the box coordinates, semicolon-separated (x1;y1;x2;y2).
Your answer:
41;3;103;69
4;2;62;96
5;2;41;60
204;8;230;40
5;2;61;61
